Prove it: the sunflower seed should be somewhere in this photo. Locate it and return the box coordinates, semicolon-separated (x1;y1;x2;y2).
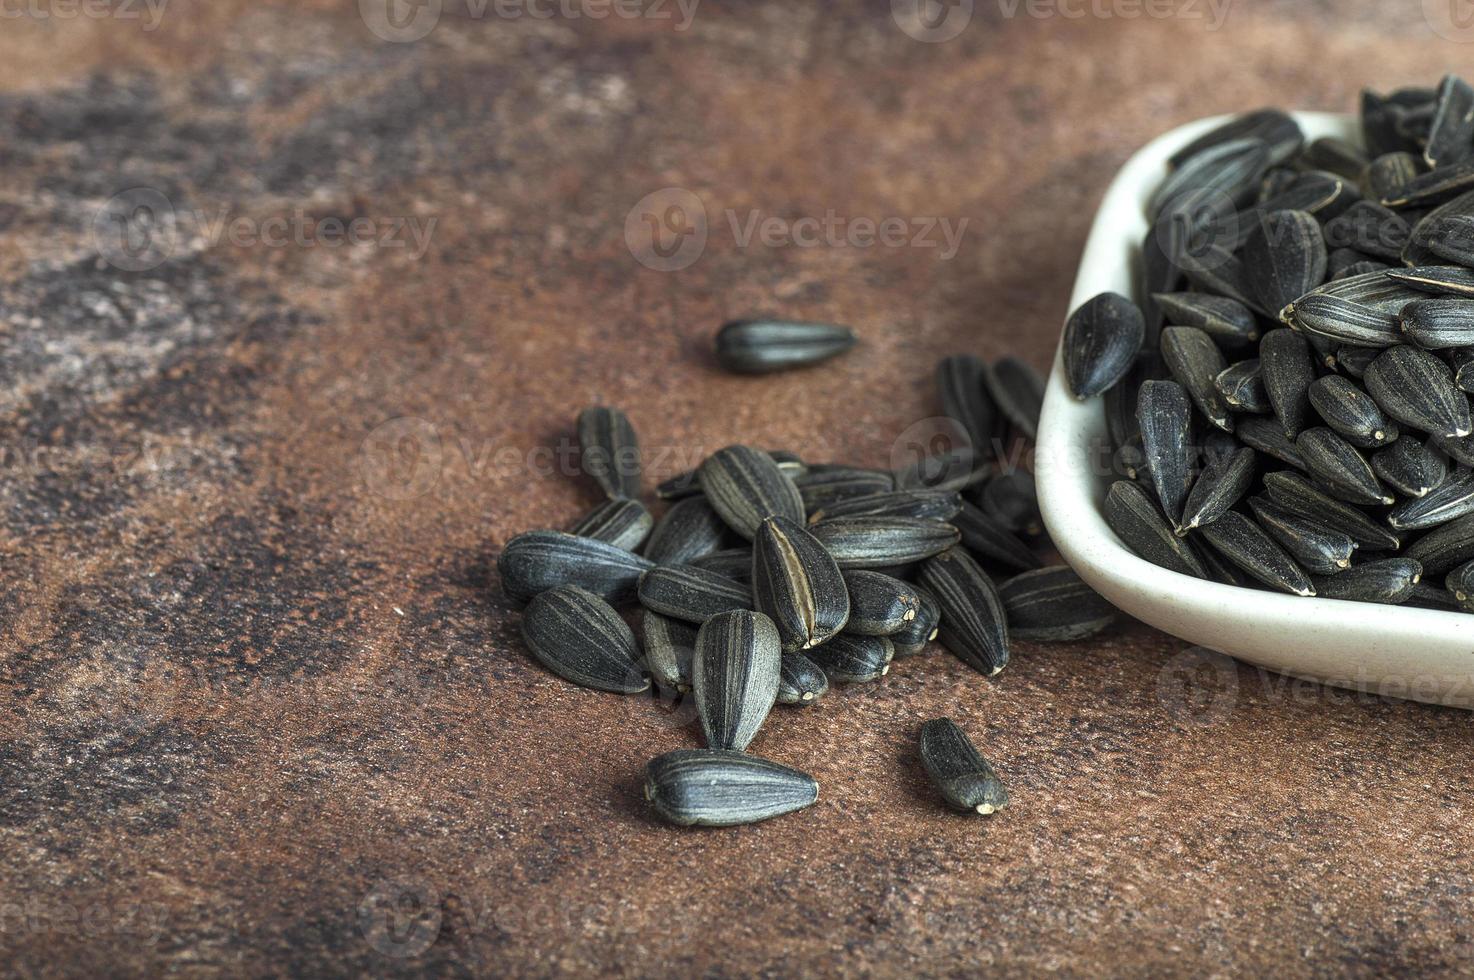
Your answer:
1295;427;1394;506
1290;292;1403;347
809;489;962;524
1190;536;1248;586
1307;375;1398;449
638;564;752;623
1260;329;1316;437
1235;415;1308;469
688;547;755;582
1388;265;1474;298
918;718;1009;815
1383;159;1474;208
642;610;697;692
714;319;856;374
1406;581;1462;611
752;515;850;652
1438;431;1474;467
1311;558;1423;604
1137;380;1194;524
1305;136;1369;180
1337;345;1380;378
655;469;703;501
1451;347;1474;393
1252;170;1350;225
1373;436;1448;500
777;653;830;705
1446;560;1474;610
1322;201;1410;261
1103;479;1209;578
1401;298;1474;349
1363;90;1419;158
1247;497;1356;575
569;498;654;551
1364;345;1473;437
644;749;817;827
809;517;961;569
812;633;896;682
1199;511;1315;596
1405;513;1474;574
1179;446;1256;533
521;586;649;693
893;450;989;493
918;548;1010;676
576;406;641;500
1368;151;1424;203
998;566;1115;642
1162;326;1234;431
1202;428;1242;467
1426;75;1474;169
1063;292;1146;399
983;356;1045;440
693;610;781;751
698;444;806;538
1244;210;1328;317
498;530;655;604
1333;260;1391;281
975;470;1043;538
1216;358;1271;413
1181;244;1271;316
644;496;728;565
937;354;999;459
1389;468;1474;530
1151;137;1271;219
952;500;1042;573
1153;292;1260;349
1263;470;1402;551
842;570;921;635
1170;109;1303;168
892;585;941;656
794;466;895;513
1420;213;1474;267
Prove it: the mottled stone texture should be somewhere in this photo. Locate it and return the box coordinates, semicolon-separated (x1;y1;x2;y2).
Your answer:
2;2;1473;976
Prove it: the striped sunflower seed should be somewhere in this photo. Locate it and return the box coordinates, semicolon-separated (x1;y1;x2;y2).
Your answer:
498;530;654;604
752;516;850;652
1151;137;1271;219
1322;201;1410;261
777;653;830;705
688;547;754;582
1446;560;1474;611
1369;151;1426;204
1296;427;1394;506
1169;109;1302;169
1244;210;1328;317
714;319;856;374
808;633;895;682
1337;345;1380;378
1451;347;1474;394
1181;243;1271;316
893;450;989;493
842;570;921;635
1199;511;1315;596
1216;359;1271;413
1247;497;1356;576
1260;329;1316;438
1202;428;1242;466
937;354;999;460
655;469;703;501
1305;136;1369;180
1333;260;1391;281
982;356;1045;440
1307;375;1398;449
1179;446;1256;534
1285;272;1421;346
1405;513;1474;575
976;470;1043;538
1263;470;1401;551
644;749;818;827
1235;415;1308;469
918;718;1009;815
1388;265;1474;298
1426;74;1474;169
1438;431;1474;467
521;586;649;693
1401;298;1474;349
1162;326;1234;432
1153;292;1260;350
644;496;729;565
576;405;641;500
1137;380;1195;524
794;466;895;513
1373;436;1448;500
1390;468;1474;530
810;489;962;524
693;610;782;751
952;500;1042;573
918;548;1010;676
892;585;941;656
1420;213;1474;267
569;498;653;551
1406;581;1462;611
1364;345;1473;438
1382;158;1474;208
1311;558;1423;605
809;517;961;569
642;610;697;692
1063;292;1146;399
1193;536;1250;586
698;444;806;539
1103;479;1208;578
638;564;752;623
998;566;1115;642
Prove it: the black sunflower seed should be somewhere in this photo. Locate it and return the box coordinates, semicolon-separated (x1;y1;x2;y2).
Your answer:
1333;260;1390;281
918;548;1010;677
794;466;895;513
1427;75;1474;169
1153;292;1260;350
1162;326;1234;432
1368;151;1424;204
1295;427;1394;506
644;495;729;565
688;547;754;582
1199;511;1315;596
1438;432;1474;467
714;319;856;374
975;470;1043;538
1406;581;1462;611
576;405;641;500
1389;469;1474;530
644;749;818;827
1290;293;1402;347
809;517;961;569
1446;560;1474;611
1216;359;1271;413
1244;210;1328;317
1247;497;1356;576
1235;415;1308;470
1304;136;1369;180
983;356;1045;440
937;354;999;460
498;530;655;604
698;444;806;539
1372;436;1449;500
918;718;1009;815
1179;446;1256;534
1181;244;1271;316
808;633;895;683
655;469;703;501
842;570;921;635
1401;298;1474;350
1260;329;1316;438
1202;428;1243;467
1382;159;1474;208
693;609;782;751
1263;470;1402;551
810;489;962;524
642;610;697;692
1321;201;1410;260
998;566;1115;642
1169;109;1302;168
777;653;830;705
1364;345;1473;438
1192;536;1250;586
1420;213;1474;267
892;585;941;656
893;450;989;493
1388;265;1474;298
1063;292;1146;399
638;564;752;623
1307;375;1399;449
752;516;850;652
569;498;654;551
521;586;649;693
1137;379;1195;524
1337;345;1380;378
1103;479;1208;578
952;500;1042;573
1452;347;1474;394
1151;137;1271;219
1311;558;1423;605
1404;513;1474;575
1363;90;1415;159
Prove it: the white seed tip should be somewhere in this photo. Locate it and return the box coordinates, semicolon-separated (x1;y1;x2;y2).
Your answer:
976;804;995;815
1337;559;1350;568
903;608;917;621
802;691;814;701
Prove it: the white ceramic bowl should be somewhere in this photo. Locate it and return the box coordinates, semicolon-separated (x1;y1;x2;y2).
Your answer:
1035;111;1474;710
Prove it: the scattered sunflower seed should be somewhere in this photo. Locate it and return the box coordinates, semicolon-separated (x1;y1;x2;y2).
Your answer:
975;470;1044;538
1063;292;1146;399
1311;558;1423;605
577;405;641;500
937;354;999;459
644;749;818;827
952;500;1042;573
714;319;857;374
1198;511;1315;596
807;634;895;683
688;547;754;582
998;566;1116;642
777;653;830;705
638;564;752;623
498;530;654;604
1389;468;1474;530
1103;479;1208;578
842;570;921;635
1295;427;1394;506
892;585;941;657
693;610;782;751
699;444;807;539
642;610;697;692
918;548;1010;676
752;516;850;652
643;495;729;565
794;466;895;513
569;497;654;551
521;586;649;693
1137;379;1195;524
918;718;1009;815
983;356;1045;440
1307;375;1398;449
810;489;963;524
809;517;961;569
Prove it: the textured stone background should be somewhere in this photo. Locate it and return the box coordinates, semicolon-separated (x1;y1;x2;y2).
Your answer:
3;0;1474;976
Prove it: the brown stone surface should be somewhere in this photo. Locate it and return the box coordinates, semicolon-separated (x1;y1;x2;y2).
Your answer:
2;1;1474;976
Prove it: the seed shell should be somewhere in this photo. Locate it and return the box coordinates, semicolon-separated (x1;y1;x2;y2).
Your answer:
937;354;999;459
1295;427;1394;506
752;516;850;652
843;570;921;635
1151;137;1271;219
1181;244;1270;316
1382;158;1474;208
1364;345;1473;438
1137;380;1195;524
1337;345;1380;378
644;749;818;827
576;406;641;500
1179;447;1256;534
1305;136;1369;180
1426;74;1474;169
1235;415;1307;470
1153;292;1260;349
1244;210;1328;317
714;319;856;374
1388;265;1474;298
952;501;1043;573
693;610;782;751
569;498;654;551
918;718;1009;815
808;633;895;683
1198;510;1315;596
1439;432;1474;467
698;444;807;539
794;466;895;513
1102;479;1208;578
777;653;830;705
1263;470;1402;551
1168;109;1302;168
1260;329;1316;438
1401;298;1474;349
810;489;962;524
642;610;697;692
1405;513;1474;575
1322;201;1410;261
1311;558;1423;605
1307;375;1398;449
998;566;1115;642
1372;436;1449;500
892;585;941;656
1389;469;1474;530
1063;292;1146;399
644;495;729;565
638;564;752;623
1161;326;1234;432
498;530;655;604
521;586;649;693
1216;358;1271;413
975;470;1043;538
982;356;1045;440
688;547;754;582
1447;560;1474;610
1247;497;1356;576
809;517;961;569
918;548;1010;676
1406;581;1462;611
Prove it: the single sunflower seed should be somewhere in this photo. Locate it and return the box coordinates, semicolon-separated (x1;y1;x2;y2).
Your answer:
810;489;962;524
998;566;1115;642
1216;359;1271;413
777;653;830;705
1337;345;1381;378
1063;292;1146;399
1389;468;1474;530
688;547;754;582
1311;558;1423;605
794;466;895;513
1103;479;1209;578
1321;201;1410;260
1405;513;1474;575
1304;136;1369;180
1263;470;1402;551
1369;151;1426;204
1439;431;1474;467
521;586;649;693
1406;581;1462;611
1179;446;1257;534
1235;415;1308;470
1446;560;1474;610
975;470;1043;538
752;515;850;652
1388;265;1474;298
642;610;697;692
1137;379;1195;525
918;718;1009;815
644;749;818;827
1382;158;1474;208
808;633;895;683
1247;497;1356;576
1296;427;1394;506
1364;345;1473;438
1401;298;1474;349
1151;137;1271;219
1198;511;1315;596
569;498;654;551
714;319;856;374
1244;209;1328;318
918;548;1010;676
982;356;1045;440
937;354;999;459
1260;329;1316;438
1307;375;1399;449
498;530;654;604
843;570;921;635
638;564;752;623
1373;436;1449;500
693;610;782;751
698;444;806;539
576;405;641;500
644;495;729;565
892;585;941;656
952;500;1042;573
809;517;961;569
1162;326;1234;432
1153;292;1260;350
1168;109;1302;168
1426;74;1474;169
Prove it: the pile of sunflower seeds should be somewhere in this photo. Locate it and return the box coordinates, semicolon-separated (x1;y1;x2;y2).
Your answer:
1068;76;1474;612
498;343;1108;827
